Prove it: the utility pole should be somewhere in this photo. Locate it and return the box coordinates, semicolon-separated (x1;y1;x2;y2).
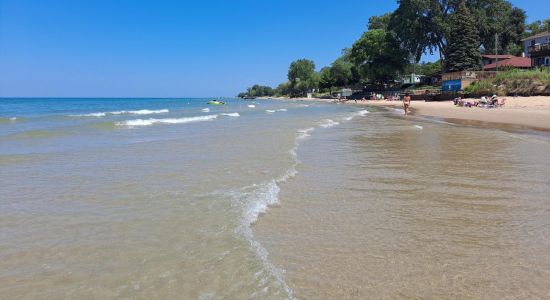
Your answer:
495;33;499;72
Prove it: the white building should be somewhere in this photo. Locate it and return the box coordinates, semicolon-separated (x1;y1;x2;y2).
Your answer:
522;31;550;67
401;74;423;85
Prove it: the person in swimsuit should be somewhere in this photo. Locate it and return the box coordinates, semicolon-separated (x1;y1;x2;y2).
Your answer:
403;93;411;115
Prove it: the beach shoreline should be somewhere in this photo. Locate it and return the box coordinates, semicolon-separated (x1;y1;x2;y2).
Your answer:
272;96;550;132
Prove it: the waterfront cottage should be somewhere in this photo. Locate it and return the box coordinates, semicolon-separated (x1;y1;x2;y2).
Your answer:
522;31;550;67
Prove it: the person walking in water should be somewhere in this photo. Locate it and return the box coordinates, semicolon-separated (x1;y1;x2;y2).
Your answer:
403;93;411;115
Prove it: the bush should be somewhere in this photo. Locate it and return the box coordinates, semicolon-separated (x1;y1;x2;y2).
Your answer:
464;68;550;96
464;80;498;95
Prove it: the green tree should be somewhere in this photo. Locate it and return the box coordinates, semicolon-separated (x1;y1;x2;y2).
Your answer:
501;7;526;55
330;58;353;88
287;59;318;96
445;1;481;71
524;19;550;37
368;13;392;30
406;60;442;76
318;67;334;93
274;81;291;97
390;0;526;62
350;29;409;84
239;84;274;97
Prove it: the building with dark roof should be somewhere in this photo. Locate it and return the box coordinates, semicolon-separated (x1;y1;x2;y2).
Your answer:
522;31;550;67
482;57;532;71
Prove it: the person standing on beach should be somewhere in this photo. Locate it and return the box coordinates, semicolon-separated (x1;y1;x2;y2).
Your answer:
403;93;411;115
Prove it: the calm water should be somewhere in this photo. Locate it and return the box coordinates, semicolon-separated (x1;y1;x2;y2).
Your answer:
1;98;550;299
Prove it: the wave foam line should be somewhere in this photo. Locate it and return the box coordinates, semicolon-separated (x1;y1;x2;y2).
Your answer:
116;114;218;127
319;119;340;128
220;112;240;117
356;109;369;116
73;109;169;117
296;127;315;140
227;125;317;299
266;109;287;114
343;109;369;122
0;117;18;123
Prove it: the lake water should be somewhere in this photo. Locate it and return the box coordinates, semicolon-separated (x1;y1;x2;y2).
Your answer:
1;98;550;299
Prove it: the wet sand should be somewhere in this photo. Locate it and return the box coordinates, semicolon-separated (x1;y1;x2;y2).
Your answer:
281;96;550;131
364;97;550;132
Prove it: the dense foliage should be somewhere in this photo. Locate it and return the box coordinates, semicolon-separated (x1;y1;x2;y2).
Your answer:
239;1;545;97
389;0;527;64
445;1;481;72
405;60;442;76
287;59;319;97
350;29;409;84
464;68;550;96
524;19;550;38
238;85;274;98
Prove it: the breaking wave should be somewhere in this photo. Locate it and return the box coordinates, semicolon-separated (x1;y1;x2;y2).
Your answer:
266;109;287;114
72;109;169;117
343;109;369;121
296;127;315;140
319;119;340;128
227;126;316;300
0;117;18;123
116;115;218;127
220;112;240;117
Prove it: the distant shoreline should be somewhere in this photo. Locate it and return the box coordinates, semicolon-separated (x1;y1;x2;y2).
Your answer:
272;96;550;132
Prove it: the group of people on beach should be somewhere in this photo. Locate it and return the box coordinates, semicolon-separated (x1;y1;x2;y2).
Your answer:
337;92;412;115
453;94;506;108
368;92;402;101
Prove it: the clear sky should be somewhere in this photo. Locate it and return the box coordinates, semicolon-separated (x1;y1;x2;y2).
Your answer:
0;0;547;97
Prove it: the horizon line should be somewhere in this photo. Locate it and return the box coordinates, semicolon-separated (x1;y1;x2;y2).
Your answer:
0;96;235;99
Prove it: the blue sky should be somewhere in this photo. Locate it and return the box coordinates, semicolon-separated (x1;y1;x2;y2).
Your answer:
0;0;547;97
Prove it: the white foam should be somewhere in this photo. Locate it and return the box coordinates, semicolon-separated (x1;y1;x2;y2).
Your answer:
248;105;256;108
76;112;107;117
415;125;424;129
9;117;17;121
220;112;240;117
296;127;315;140
342;109;370;122
319;119;340;128
266;108;287;114
73;109;169;117
357;109;369;116
223;122;320;300
124;109;169;115
201;108;210;113
117;114;218;127
231;177;296;299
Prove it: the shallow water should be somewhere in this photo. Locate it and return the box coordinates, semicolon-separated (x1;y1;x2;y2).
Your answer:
2;98;550;299
0;98;366;299
255;109;550;299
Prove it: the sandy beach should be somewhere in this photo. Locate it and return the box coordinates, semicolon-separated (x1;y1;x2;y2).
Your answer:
283;96;550;131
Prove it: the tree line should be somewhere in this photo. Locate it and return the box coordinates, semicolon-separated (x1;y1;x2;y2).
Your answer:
239;0;549;98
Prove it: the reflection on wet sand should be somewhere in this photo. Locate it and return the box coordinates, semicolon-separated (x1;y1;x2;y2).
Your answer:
254;111;550;299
